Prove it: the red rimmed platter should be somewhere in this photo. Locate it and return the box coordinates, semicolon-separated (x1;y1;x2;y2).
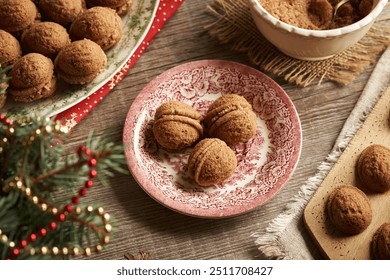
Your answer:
123;60;301;218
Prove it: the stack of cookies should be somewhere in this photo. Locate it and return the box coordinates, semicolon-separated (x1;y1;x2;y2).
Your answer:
152;94;258;187
0;0;131;106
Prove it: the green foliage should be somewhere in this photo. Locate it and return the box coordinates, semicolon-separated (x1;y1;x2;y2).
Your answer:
0;116;127;259
0;65;11;96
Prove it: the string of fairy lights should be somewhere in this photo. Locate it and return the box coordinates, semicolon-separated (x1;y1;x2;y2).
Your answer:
0;114;112;259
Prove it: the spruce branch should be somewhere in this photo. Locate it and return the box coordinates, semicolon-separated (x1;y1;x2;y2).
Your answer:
0;115;128;259
0;65;11;95
31;150;111;185
0;65;11;108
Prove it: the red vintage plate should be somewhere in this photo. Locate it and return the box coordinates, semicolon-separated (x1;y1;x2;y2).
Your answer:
123;60;301;218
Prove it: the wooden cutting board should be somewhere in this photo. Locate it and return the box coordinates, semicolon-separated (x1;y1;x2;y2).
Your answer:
303;86;390;260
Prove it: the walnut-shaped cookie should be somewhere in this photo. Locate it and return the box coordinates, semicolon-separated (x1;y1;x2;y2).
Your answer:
188;138;237;186
371;223;390;260
357;144;390;193
152;101;203;151
327;184;372;235
203;94;257;145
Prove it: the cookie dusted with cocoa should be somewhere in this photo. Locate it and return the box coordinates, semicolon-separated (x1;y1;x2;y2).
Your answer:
54;39;107;85
9;53;57;102
371;223;390;260
188;138;237;186
69;7;122;51
86;0;133;16
308;0;333;29
357;144;390;193
0;0;39;33
152;101;203;151
0;30;22;66
203;94;257;145
327;184;372;235
39;0;86;27
21;22;71;59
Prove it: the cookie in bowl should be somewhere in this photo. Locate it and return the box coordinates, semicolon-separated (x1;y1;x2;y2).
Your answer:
326;184;372;235
152;101;203;151
188;138;237;187
203;94;257;145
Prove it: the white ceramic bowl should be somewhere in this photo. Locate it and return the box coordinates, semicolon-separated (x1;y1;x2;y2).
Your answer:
248;0;388;61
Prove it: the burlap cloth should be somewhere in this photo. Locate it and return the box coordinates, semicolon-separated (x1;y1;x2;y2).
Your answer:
206;0;390;86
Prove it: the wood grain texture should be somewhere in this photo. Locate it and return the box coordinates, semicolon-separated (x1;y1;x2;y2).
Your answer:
304;87;390;260
64;0;390;259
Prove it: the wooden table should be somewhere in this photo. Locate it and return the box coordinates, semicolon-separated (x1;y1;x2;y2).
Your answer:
65;0;388;259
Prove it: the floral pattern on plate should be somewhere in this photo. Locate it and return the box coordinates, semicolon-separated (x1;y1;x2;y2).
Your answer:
1;0;159;117
124;60;302;218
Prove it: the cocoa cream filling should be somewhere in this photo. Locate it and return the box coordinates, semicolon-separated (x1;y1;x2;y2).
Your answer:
156;107;202;121
154;115;203;135
208;108;251;136
188;139;219;183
